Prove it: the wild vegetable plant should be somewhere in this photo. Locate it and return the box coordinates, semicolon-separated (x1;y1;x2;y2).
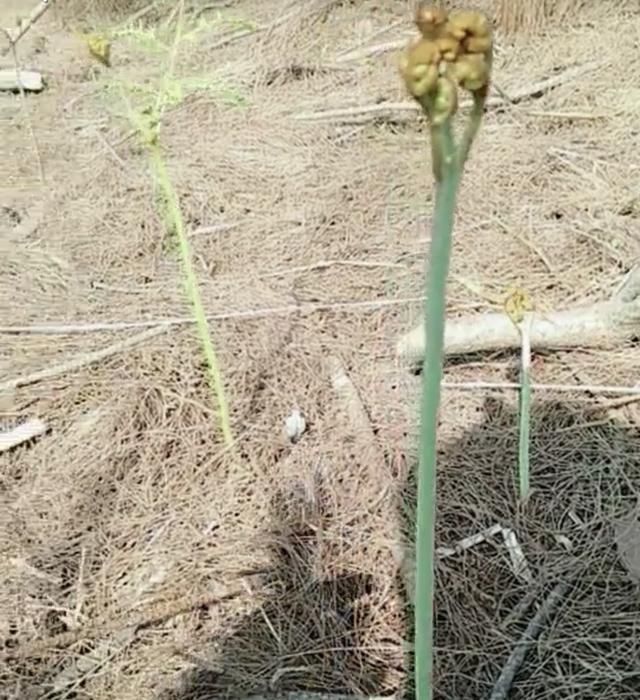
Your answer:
115;3;235;448
398;5;493;698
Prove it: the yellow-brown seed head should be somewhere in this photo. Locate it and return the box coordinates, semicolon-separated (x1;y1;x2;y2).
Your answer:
450;52;490;92
415;4;448;40
446;10;492;56
447;10;491;40
400;36;441;98
436;35;461;62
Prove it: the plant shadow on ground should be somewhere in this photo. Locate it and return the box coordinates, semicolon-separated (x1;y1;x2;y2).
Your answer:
160;393;640;700
407;394;640;700
159;483;391;700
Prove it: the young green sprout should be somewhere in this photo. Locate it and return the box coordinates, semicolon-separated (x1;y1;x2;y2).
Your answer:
398;5;493;700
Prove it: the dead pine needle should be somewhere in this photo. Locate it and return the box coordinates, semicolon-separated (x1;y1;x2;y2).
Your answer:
495;0;589;35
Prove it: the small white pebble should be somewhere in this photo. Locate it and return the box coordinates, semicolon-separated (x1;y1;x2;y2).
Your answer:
284;408;306;443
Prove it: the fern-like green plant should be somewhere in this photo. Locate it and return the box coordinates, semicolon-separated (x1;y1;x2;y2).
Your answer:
398;5;493;698
114;1;235;448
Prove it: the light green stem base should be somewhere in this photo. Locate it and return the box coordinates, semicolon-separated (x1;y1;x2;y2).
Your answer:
414;121;461;700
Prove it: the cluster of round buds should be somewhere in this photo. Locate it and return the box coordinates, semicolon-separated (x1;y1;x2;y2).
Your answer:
399;4;493;123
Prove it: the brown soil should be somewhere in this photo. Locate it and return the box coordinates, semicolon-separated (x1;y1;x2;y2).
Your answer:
2;1;640;699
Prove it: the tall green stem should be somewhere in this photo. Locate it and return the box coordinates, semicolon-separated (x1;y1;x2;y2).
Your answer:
414;120;460;700
149;144;234;448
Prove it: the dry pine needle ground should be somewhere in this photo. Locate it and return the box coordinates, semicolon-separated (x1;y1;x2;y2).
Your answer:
1;1;640;698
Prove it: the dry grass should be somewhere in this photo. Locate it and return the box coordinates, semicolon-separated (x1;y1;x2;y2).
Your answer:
2;0;640;698
494;0;588;34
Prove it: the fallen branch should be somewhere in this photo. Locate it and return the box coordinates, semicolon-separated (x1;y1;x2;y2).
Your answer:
0;418;47;452
206;8;297;51
0;326;167;392
3;590;241;660
262;259;404;278
396;268;640;365
335;36;411;63
489;580;570;700
440;380;640;397
328;355;379;442
293;62;602;124
0;296;425;335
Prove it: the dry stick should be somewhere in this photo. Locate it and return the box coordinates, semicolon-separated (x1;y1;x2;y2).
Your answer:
0;296;426;335
489;581;570;700
440;380;640;397
293;62;602;123
194;2;235;20
0;0;51;57
335;36;412;63
0;326;167;393
207;8;296;51
0;418;47;452
0;28;45;182
261;259;405;278
3;590;241;661
397;272;640;365
328;356;380;444
334;20;406;62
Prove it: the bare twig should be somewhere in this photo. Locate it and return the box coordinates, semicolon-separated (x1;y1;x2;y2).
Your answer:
334;20;405;62
0;296;426;335
440;380;640;397
293;101;420;124
206;9;296;51
262;259;405;278
293;62;603;124
489;581;570;700
190;222;240;237
3;590;241;660
335;36;411;63
436;524;503;559
0;418;47;452
525;109;608;120
1;0;51;57
0;326;167;392
194;2;234;21
599;390;640;410
327;355;382;452
0;29;45;182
